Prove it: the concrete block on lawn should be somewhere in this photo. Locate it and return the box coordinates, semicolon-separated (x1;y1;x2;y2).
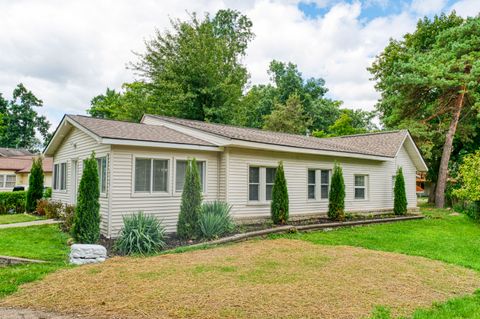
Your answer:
69;244;107;265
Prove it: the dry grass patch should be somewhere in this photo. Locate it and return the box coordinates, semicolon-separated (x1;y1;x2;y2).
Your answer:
2;239;479;319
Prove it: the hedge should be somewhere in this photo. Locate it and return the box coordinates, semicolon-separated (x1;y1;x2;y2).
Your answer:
0;191;26;214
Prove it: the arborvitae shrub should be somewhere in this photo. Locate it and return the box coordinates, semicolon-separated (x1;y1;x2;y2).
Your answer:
271;161;289;224
177;158;203;239
26;157;44;213
394;167;408;215
72;152;100;243
328;162;345;221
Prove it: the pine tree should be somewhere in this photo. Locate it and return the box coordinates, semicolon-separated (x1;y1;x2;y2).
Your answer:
26;157;44;213
271;161;289;224
177;158;203;239
394;167;408;215
72;152;100;243
328;162;345;221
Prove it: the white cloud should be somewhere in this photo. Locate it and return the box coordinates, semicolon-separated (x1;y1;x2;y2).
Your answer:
0;0;478;130
410;0;448;15
449;0;480;17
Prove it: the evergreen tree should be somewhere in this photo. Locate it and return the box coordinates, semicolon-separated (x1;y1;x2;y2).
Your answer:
72;152;100;243
394;167;408;215
26;157;44;213
177;158;203;239
328;163;345;220
271;161;289;224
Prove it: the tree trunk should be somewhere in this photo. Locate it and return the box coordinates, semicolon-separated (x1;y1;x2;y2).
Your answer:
428;182;436;204
435;86;466;208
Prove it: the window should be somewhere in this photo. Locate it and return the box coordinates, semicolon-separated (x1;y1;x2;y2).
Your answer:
134;158;169;193
265;167;276;201
392;175;396;197
320;170;330;199
53;163;67;190
308;169;316;199
354;175;367;199
5;175;15;188
96;157;107;194
175;160;205;192
249;167;260;201
0;175;4;188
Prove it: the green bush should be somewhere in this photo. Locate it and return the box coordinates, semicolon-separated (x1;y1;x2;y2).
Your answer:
43;187;52;199
60;204;75;233
393;167;408;215
72;152;101;244
271;161;289;224
0;191;26;214
328;162;345;221
198;201;235;240
26;157;44;213
177;158;203;239
115;212;166;255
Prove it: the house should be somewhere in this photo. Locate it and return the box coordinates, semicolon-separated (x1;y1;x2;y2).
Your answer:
44;114;428;238
0;154;53;191
0;147;32;157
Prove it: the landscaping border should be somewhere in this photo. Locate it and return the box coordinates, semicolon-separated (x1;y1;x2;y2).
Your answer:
188;214;425;248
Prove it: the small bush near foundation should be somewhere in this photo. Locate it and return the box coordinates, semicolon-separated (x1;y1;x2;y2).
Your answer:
198;201;235;240
115;212;166;255
60;204;76;233
393;167;407;215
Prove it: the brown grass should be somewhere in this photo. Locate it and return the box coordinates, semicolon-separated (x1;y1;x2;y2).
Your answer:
2;239;479;319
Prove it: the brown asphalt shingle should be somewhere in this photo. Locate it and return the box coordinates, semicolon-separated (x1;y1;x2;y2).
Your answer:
67;115;215;147
147;115;408;158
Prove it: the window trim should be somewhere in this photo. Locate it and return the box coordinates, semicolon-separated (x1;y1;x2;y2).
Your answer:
354;174;369;200
306;168;331;201
247;165;278;205
132;156;171;197
0;174;16;189
173;158;207;195
53;162;67;192
96;156;108;195
307;169;316;200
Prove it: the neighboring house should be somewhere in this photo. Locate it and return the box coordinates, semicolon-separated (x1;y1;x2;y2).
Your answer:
0;147;32;157
45;114;428;237
0;155;53;191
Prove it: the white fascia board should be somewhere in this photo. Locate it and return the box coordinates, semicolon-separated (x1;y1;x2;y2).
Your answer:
102;138;223;152
405;134;428;172
228;140;392;161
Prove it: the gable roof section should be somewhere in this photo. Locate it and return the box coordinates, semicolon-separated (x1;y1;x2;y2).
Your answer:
0;157;53;173
143;114;407;158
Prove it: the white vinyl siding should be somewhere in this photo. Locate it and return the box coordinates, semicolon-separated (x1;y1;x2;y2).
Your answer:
354;175;367;199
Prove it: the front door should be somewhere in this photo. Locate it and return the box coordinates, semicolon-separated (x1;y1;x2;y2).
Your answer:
71;160;78;204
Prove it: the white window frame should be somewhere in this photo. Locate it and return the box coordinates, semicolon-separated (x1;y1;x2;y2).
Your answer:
248;166;260;202
307;169;316;200
174;158;207;194
4;174;16;188
132;156;170;195
96;156;108;195
306;168;331;201
53;162;67;191
354;174;368;200
248;165;277;204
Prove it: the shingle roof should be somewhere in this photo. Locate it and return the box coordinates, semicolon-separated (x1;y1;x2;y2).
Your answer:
0;157;53;172
0;148;32;157
67;115;215;147
146;115;408;158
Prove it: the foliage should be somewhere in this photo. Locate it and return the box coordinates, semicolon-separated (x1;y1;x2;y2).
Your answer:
313;109;376;137
270;161;289;224
26;157;44;213
177;158;203;239
0;84;51;151
369;13;480;207
198;201;235;240
43;187;52;198
89;10;254;124
36;199;63;219
328;163;345;220
72;152;100;244
393;167;407;215
59;203;75;233
263;94;311;134
115;212;166;255
0;191;26;214
454;150;480;201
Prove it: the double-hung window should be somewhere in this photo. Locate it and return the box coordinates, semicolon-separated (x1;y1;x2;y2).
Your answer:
96;157;107;194
5;175;16;188
354;175;367;199
307;169;330;200
134;158;169;193
175;160;205;192
248;166;277;202
53;163;67;190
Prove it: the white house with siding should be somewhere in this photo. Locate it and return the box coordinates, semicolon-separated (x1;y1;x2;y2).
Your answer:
44;114;427;238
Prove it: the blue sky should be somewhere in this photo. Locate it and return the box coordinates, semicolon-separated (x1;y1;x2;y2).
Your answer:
0;0;479;128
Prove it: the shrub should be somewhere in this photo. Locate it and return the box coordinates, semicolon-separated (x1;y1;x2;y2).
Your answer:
35;199;48;216
198;201;235;240
115;212;166;255
60;204;75;233
271;161;289;224
44;187;52;199
44;200;64;219
177;158;203;239
454;150;480;204
72;152;100;244
393;167;408;215
26;157;44;213
328;162;345;221
464;201;480;222
0;191;26;214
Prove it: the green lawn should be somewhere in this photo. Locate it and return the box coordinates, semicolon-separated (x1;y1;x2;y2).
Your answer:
0;224;69;297
275;203;480;318
0;214;43;225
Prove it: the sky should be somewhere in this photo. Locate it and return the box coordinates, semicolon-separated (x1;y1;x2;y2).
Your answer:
0;0;479;130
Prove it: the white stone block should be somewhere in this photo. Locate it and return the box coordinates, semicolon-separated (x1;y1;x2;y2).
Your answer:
69;244;107;265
